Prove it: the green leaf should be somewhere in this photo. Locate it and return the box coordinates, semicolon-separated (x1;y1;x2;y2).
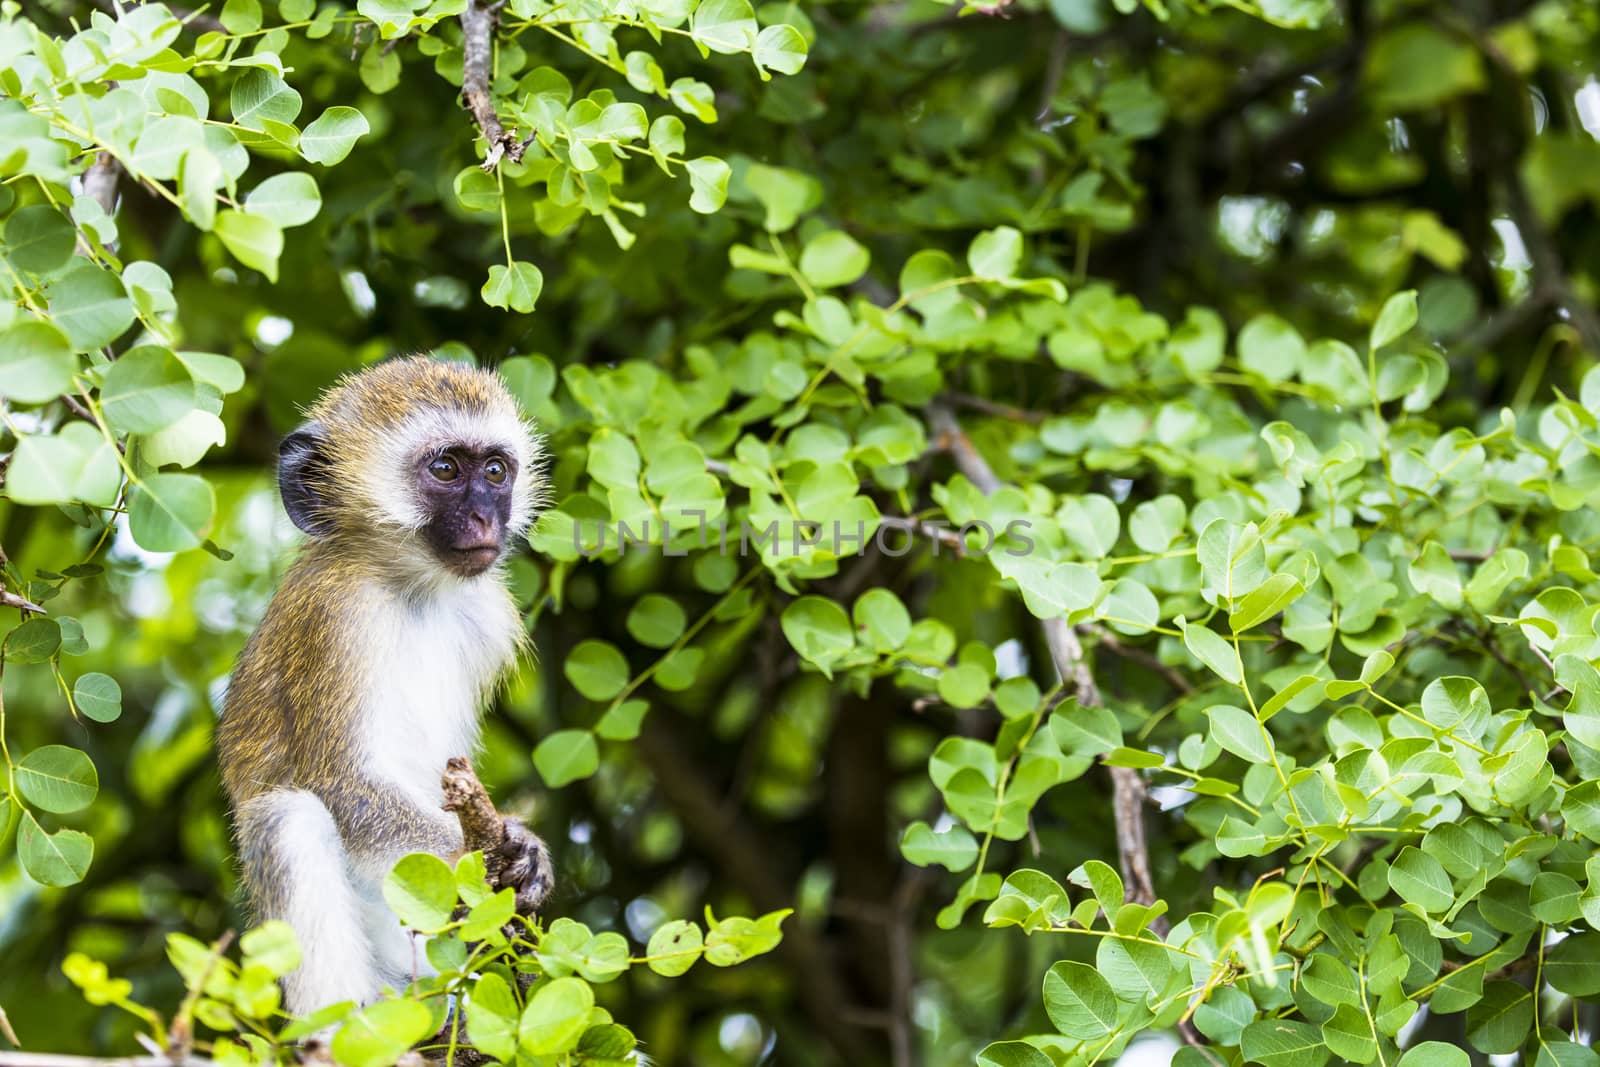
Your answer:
482;261;544;313
331;1001;434;1067
244;172;322;227
564;640;630;701
595;699;648;741
73;672;122;723
533;729;600;788
977;1042;1053;1067
299;106;369;165
1239;1020;1331;1067
382;852;458;931
0;320;76;403
1387;846;1453;914
646;919;703;977
1238;313;1306;380
900;821;979;872
1408;541;1462;608
752;23;808;76
213;209;284;281
1371;290;1419;349
465;973;518;1062
1544;932;1600;996
968;226;1022;281
101;345;197;433
518;977;594;1055
1230;573;1304;631
4;205;76;273
853;588;912;652
1181;619;1242;685
1465;981;1532;1054
48;262;134;349
690;0;757;54
1396;1043;1470;1067
1042;961;1117;1040
128;472;215;551
17;811;93;887
798;229;870;289
230;69;302;130
781;595;855;675
686;156;731;213
1206;705;1271;763
627;595;687;648
15;745;98;813
5;618;61;663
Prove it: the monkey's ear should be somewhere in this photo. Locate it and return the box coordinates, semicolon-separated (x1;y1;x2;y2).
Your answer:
279;422;335;536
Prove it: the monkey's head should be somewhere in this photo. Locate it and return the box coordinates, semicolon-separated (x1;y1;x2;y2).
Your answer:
279;357;546;579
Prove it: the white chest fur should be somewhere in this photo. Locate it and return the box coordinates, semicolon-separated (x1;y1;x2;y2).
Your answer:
356;576;522;804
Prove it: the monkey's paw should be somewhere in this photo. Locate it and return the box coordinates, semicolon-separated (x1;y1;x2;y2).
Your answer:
496;816;554;914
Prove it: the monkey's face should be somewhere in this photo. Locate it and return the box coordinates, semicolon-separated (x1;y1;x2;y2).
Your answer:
416;446;518;577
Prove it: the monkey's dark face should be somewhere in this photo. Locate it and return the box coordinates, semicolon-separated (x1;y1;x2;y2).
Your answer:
417;446;517;577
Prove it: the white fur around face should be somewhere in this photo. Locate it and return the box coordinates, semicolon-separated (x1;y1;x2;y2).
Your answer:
371;408;545;537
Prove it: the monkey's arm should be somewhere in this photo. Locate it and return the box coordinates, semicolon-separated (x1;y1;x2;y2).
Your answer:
322;778;464;861
324;776;553;911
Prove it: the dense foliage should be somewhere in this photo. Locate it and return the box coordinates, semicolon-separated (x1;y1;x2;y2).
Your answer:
5;0;1600;1064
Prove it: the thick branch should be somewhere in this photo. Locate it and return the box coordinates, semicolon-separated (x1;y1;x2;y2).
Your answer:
459;0;524;171
927;405;1160;913
441;757;507;878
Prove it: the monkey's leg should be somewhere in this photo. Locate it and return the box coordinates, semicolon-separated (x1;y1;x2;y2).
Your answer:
237;789;380;1016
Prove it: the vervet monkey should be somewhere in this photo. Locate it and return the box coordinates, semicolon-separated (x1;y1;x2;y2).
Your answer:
217;357;554;1016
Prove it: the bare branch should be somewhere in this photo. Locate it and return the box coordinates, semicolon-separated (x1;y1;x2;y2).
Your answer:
83;152;119;218
927;404;1161;915
0;590;45;615
441;757;509;876
459;0;525;171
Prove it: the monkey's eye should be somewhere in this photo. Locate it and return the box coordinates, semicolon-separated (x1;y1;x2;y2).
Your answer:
484;457;508;485
429;456;460;482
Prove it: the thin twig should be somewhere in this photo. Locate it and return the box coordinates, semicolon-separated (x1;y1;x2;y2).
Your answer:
0;591;45;615
926;404;1162;918
459;0;524;171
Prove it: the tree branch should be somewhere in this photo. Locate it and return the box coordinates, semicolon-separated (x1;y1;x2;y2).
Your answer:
459;0;524;171
926;405;1161;915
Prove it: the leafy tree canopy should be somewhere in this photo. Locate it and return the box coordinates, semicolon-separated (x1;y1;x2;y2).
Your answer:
4;0;1600;1064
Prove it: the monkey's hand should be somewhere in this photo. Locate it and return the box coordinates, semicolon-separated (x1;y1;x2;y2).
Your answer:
496;816;554;914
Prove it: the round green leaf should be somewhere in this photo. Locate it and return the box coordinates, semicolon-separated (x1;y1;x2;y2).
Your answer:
16;745;99;813
518;976;594;1055
5;618;61;663
482;261;544;313
4;205;76;273
646;919;703;977
626;595;687;649
244;172;323;227
0;320;77;403
564;640;630;701
17;811;94;887
798;230;869;289
101;345;197;433
381;852;458;931
331;1000;434;1067
128;472;215;551
73;672;123;723
213;209;284;282
299;106;369;165
1042;960;1117;1040
534;729;600;788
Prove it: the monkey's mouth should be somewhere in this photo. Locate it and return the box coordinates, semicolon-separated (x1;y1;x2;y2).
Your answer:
445;544;502;574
